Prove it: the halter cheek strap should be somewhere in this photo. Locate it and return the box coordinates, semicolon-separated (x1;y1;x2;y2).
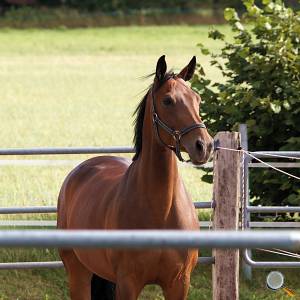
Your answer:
151;89;206;162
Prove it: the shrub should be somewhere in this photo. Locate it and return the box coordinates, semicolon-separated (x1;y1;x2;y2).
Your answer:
192;0;300;209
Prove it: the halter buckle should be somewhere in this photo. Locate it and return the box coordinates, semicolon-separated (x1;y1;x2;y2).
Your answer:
173;130;181;140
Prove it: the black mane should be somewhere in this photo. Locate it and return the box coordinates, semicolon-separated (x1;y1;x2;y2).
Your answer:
132;71;175;161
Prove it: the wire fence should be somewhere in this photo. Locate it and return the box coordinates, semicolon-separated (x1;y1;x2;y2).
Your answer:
1;127;300;271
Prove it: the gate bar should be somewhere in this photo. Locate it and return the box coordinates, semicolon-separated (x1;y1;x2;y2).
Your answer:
247;206;300;213
0;256;215;270
250;151;300;158
243;249;300;268
0;230;298;249
3;204;300;215
0;202;214;214
0;206;57;214
0;147;134;155
0;261;64;270
1;147;299;158
3;203;300;214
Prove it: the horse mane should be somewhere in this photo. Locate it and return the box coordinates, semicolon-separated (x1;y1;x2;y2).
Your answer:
132;71;175;161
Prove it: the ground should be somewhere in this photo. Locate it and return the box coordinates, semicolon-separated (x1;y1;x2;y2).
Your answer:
0;26;299;299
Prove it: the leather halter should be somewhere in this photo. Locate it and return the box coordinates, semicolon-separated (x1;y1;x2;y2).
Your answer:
151;88;206;162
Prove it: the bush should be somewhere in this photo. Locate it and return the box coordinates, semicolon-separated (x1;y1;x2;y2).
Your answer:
192;0;300;209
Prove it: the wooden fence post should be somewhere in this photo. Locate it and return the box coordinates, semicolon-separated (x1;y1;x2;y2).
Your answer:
212;131;241;300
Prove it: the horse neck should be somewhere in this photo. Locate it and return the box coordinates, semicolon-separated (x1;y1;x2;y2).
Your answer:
133;92;179;216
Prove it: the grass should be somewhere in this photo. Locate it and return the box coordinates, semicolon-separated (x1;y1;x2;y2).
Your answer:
0;26;216;299
0;26;300;299
0;26;220;211
1;248;300;300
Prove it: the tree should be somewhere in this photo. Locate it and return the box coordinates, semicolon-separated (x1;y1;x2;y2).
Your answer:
192;0;300;210
5;0;36;4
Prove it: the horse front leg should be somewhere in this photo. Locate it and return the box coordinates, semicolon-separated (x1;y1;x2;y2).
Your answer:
60;249;93;300
115;274;144;300
162;275;191;300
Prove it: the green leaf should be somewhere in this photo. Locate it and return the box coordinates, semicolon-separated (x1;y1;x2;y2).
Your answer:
246;119;256;127
243;0;254;6
280;181;292;191
238;47;249;58
265;22;272;30
200;48;210;55
270;102;281;113
202;174;213;184
198;65;205;76
234;22;244;31
286;194;300;205
208;30;225;40
247;5;262;16
197;42;210;56
224;8;239;21
262;0;271;5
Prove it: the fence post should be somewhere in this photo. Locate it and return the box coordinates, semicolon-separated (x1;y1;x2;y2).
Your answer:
239;124;252;281
212;131;241;300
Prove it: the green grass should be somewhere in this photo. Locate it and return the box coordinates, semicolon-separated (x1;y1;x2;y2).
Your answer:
0;26;218;211
0;26;229;150
0;25;216;299
1;247;300;300
0;26;299;299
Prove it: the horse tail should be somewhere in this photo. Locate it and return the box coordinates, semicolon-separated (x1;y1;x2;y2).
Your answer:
91;274;116;300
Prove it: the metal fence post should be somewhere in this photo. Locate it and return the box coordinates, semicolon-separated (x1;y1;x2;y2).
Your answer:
239;124;252;281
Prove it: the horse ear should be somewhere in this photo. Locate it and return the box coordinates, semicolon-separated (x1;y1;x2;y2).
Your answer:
155;55;167;82
178;56;196;81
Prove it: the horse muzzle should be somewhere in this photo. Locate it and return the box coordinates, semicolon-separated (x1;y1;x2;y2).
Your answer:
184;137;213;165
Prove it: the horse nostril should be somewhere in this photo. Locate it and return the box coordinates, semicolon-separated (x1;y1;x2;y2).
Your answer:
196;140;204;152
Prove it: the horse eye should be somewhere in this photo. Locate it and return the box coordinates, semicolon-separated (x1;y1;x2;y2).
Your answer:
163;97;174;106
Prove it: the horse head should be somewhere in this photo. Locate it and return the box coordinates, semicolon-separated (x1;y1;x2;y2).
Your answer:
151;55;213;165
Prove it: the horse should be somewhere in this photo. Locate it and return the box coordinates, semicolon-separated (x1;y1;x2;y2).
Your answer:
57;55;213;300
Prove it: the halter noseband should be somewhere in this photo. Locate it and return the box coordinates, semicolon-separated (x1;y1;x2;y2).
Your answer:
151;88;206;162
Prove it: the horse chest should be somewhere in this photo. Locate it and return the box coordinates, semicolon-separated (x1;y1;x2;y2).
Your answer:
110;247;197;284
114;192;198;230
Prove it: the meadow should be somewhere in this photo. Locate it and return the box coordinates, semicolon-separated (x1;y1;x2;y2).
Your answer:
0;26;299;299
0;26;225;209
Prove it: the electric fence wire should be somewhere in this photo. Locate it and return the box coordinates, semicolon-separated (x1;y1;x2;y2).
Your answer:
216;146;300;259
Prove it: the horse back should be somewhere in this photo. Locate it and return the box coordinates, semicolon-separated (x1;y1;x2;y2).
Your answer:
57;155;131;230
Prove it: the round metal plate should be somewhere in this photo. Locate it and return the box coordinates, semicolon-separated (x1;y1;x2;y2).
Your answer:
266;271;284;290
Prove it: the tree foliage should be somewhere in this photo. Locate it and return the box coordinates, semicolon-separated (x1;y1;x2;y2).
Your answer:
54;0;299;12
192;0;300;208
3;0;299;14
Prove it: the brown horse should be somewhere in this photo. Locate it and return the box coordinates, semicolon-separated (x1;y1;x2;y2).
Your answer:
57;55;213;300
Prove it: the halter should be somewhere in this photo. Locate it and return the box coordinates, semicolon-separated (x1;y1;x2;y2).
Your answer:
151;88;206;162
